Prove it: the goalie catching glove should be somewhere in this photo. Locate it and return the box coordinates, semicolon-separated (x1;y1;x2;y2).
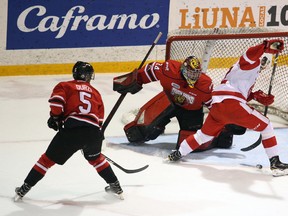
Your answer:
248;90;274;106
113;69;142;94
263;39;284;54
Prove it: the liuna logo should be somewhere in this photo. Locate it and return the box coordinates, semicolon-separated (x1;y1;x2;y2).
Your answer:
17;5;160;39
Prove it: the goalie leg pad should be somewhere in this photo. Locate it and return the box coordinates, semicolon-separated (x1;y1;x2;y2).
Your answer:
124;92;175;143
124;115;171;143
124;121;146;143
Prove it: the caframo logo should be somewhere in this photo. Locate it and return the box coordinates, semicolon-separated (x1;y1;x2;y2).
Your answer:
7;0;169;49
17;5;160;39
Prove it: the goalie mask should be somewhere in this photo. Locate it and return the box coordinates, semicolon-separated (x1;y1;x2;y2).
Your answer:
72;61;95;82
181;56;202;88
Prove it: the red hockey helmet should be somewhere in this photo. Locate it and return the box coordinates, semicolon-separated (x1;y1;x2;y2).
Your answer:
180;56;202;88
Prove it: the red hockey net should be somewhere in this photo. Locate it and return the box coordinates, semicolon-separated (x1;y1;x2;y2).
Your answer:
166;27;288;122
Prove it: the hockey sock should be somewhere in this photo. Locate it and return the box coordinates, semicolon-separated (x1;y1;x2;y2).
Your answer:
88;154;117;183
24;153;55;186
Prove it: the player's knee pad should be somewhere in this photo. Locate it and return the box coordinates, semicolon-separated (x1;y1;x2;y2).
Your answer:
83;151;100;161
83;142;102;161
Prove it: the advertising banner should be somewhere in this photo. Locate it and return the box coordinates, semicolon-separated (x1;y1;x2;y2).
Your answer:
169;0;288;31
7;0;169;49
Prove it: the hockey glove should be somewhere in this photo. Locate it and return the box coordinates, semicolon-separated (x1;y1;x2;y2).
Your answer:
113;69;143;94
248;90;274;106
263;39;284;54
47;116;61;131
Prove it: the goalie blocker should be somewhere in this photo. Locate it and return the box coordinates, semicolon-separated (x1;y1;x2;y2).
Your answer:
123;92;246;151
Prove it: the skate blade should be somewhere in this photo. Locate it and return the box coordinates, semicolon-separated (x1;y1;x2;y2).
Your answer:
117;193;124;200
105;187;124;200
163;158;171;163
163;157;181;163
272;169;288;177
106;191;124;200
13;194;23;202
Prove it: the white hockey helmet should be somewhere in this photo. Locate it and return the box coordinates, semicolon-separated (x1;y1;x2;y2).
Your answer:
260;55;272;71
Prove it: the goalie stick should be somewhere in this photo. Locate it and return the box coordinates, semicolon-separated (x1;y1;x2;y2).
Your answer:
101;31;162;134
103;154;149;174
241;52;279;152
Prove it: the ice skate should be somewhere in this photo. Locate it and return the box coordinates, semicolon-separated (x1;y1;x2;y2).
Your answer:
270;156;288;177
105;180;124;200
14;183;31;202
167;150;182;162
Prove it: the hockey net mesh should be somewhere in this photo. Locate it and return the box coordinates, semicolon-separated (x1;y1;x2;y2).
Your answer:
166;27;288;121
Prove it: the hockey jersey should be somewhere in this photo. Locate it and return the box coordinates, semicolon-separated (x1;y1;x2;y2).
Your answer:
48;80;104;128
137;60;213;110
212;43;266;105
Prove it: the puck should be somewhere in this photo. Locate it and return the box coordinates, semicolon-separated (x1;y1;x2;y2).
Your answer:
256;164;263;169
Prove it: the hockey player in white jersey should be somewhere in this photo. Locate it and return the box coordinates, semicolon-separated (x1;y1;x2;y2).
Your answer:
168;39;288;177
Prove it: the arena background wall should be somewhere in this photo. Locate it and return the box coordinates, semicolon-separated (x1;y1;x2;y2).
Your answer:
0;0;287;76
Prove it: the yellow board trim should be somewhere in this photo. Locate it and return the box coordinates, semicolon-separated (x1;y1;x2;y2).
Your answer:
0;55;287;76
0;61;153;76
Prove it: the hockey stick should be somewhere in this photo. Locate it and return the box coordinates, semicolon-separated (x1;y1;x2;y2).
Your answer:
100;32;162;173
103;154;149;174
241;52;279;152
101;31;162;134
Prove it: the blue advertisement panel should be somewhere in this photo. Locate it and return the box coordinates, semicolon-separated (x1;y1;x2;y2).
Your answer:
7;0;169;49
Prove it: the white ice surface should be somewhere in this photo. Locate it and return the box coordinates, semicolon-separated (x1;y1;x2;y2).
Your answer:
0;74;288;216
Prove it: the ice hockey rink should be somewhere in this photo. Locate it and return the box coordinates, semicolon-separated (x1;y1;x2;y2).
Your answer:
1;74;288;216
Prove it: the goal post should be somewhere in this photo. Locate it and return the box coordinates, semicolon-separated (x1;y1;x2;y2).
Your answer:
166;27;288;121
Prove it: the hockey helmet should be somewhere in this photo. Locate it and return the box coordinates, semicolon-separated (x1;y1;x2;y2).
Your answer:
260;55;272;71
72;61;95;82
181;56;202;88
